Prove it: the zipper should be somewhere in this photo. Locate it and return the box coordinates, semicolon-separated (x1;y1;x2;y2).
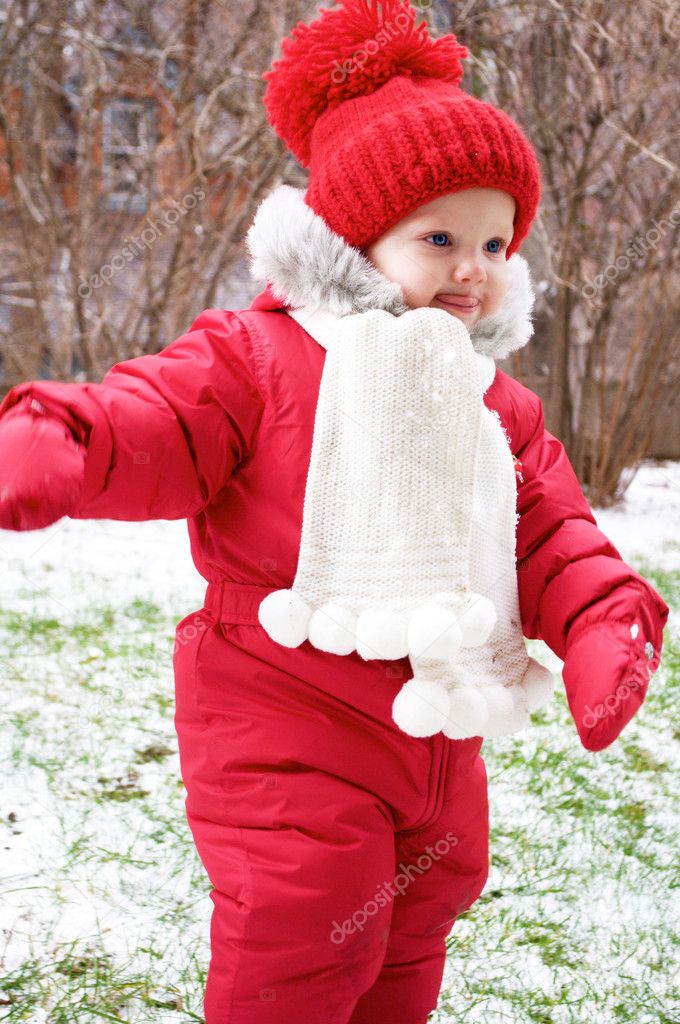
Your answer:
400;730;449;834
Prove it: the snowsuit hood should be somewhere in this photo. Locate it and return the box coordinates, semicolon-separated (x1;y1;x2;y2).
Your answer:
245;183;538;361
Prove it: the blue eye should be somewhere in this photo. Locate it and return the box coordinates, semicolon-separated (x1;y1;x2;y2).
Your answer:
424;234;506;253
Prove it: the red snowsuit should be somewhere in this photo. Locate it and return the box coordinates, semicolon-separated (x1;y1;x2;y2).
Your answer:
0;285;668;1023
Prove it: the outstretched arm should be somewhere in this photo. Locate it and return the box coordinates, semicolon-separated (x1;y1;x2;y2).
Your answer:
0;309;264;526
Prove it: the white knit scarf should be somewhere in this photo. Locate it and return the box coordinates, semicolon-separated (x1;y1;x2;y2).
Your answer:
246;185;555;741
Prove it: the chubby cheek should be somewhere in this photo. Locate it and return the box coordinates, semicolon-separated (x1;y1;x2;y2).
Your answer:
363;242;434;309
399;268;443;310
400;282;429;309
374;268;426;310
483;272;510;317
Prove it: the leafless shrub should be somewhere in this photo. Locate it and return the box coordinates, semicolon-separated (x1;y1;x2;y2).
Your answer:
0;0;316;385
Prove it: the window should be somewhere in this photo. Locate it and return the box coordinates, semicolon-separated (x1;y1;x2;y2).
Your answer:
161;57;180;94
101;97;156;212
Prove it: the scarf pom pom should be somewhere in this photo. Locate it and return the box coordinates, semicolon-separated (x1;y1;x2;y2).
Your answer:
309;603;358;655
458;593;497;647
258;588;312;648
407;605;463;660
522;658;555;712
392;677;450;737
482;684;530;738
441;686;490;740
356;606;410;660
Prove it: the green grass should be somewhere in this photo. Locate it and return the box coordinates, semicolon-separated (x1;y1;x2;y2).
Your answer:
0;593;210;1023
0;936;204;1022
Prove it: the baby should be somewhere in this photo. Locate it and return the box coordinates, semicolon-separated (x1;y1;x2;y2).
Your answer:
0;2;668;1023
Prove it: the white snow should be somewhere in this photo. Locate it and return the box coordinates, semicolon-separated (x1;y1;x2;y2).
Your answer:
592;459;680;570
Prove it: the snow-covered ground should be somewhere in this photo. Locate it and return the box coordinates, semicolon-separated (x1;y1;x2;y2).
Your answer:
0;460;678;1022
594;460;680;572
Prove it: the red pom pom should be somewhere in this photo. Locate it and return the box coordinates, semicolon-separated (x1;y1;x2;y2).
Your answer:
263;0;468;167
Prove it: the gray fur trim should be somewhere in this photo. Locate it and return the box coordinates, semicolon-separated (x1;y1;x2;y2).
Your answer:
246;184;536;359
469;252;536;360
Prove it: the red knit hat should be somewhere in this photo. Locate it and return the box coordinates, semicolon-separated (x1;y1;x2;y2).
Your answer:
262;0;541;259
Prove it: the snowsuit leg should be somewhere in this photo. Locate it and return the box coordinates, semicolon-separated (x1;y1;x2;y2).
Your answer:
185;768;396;1023
173;612;489;1024
347;755;489;1024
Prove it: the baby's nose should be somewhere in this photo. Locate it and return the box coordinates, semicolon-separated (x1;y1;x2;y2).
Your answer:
452;259;486;282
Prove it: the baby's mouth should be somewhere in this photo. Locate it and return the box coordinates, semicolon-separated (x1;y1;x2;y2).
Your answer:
435;295;481;314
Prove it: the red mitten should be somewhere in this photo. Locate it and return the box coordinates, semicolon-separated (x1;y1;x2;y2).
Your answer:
562;584;665;751
0;398;86;531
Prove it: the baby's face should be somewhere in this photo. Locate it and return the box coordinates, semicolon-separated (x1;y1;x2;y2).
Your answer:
363;187;516;329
